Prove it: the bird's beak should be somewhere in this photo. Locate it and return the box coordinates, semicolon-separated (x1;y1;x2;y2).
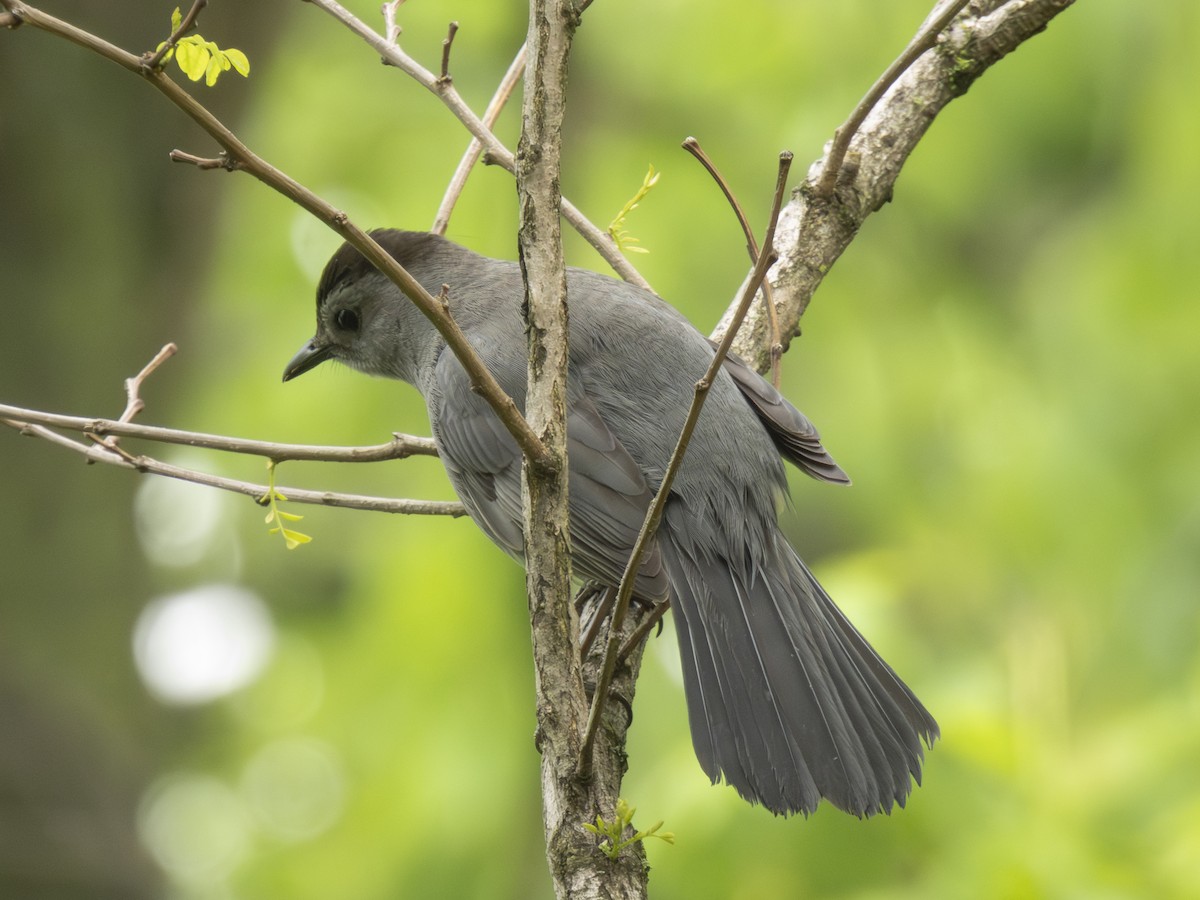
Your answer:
282;338;334;382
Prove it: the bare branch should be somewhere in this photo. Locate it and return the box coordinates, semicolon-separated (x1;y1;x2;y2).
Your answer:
2;342;456;511
438;21;458;83
3;417;464;516
95;342;178;453
0;336;457;517
169;149;239;170
683;137;784;386
514;0;634;893
382;0;404;45
816;0;971;197
432;43;526;235
719;0;1078;371
1;0;551;468
304;0;652;291
578;150;794;780
0;403;439;461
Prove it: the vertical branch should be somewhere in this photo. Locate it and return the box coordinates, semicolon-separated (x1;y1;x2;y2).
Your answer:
515;1;628;898
516;1;646;896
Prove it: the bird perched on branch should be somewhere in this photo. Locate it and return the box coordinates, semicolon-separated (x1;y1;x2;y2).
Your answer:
284;229;938;816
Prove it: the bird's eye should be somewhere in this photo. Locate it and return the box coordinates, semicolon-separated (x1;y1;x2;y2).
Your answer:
333;308;360;332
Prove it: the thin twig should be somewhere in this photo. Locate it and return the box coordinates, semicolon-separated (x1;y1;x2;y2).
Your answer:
0;339;453;513
577;151;795;779
816;0;971;197
305;0;652;291
3;418;464;516
169;149;239;170
96;342;177;451
683;137;784;386
438;21;458;83
618;599;669;661
382;0;404;45
0;0;552;469
142;0;206;71
0;403;439;460
432;43;526;235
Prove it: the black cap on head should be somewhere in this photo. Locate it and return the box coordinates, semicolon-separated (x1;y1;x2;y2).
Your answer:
287;230;435;383
314;229;444;311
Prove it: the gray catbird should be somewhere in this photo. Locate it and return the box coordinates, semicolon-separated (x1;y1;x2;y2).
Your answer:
284;229;938;816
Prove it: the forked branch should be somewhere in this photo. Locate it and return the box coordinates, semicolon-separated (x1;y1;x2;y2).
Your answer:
0;0;551;468
816;0;972;197
304;0;650;291
6;415;464;516
717;0;1077;372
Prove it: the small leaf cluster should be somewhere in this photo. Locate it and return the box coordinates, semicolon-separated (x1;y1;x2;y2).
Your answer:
582;798;674;861
156;7;250;86
260;460;312;550
607;165;661;255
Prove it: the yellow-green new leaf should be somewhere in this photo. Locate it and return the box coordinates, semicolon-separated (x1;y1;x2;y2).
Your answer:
175;39;210;82
204;52;222;87
282;528;312;550
223;48;250;76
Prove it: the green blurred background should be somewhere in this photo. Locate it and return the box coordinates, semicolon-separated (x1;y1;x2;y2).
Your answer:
2;1;1197;897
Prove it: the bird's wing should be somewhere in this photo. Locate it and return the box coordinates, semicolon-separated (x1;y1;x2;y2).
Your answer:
564;378;668;600
716;345;851;485
432;352;668;601
431;360;527;563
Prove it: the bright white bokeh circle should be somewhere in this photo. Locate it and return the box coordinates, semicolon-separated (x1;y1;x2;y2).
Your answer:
133;584;275;705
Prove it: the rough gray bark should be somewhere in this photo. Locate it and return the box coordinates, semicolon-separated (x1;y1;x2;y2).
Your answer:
718;0;1078;368
515;1;650;897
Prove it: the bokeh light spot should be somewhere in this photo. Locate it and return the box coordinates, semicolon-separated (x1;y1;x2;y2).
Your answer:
241;737;346;842
137;772;252;887
134;469;226;567
133;584;275;705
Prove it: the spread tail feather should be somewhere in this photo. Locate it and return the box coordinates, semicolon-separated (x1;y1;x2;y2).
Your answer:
662;519;938;817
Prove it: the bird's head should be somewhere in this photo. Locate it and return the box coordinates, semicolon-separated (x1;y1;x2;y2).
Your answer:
283;229;446;385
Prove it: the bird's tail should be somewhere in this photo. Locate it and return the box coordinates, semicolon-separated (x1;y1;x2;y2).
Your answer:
660;517;939;817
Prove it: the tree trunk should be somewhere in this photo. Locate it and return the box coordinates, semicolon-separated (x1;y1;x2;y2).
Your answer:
515;1;650;896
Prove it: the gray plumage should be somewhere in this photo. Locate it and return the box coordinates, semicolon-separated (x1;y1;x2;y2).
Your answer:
284;229;938;816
